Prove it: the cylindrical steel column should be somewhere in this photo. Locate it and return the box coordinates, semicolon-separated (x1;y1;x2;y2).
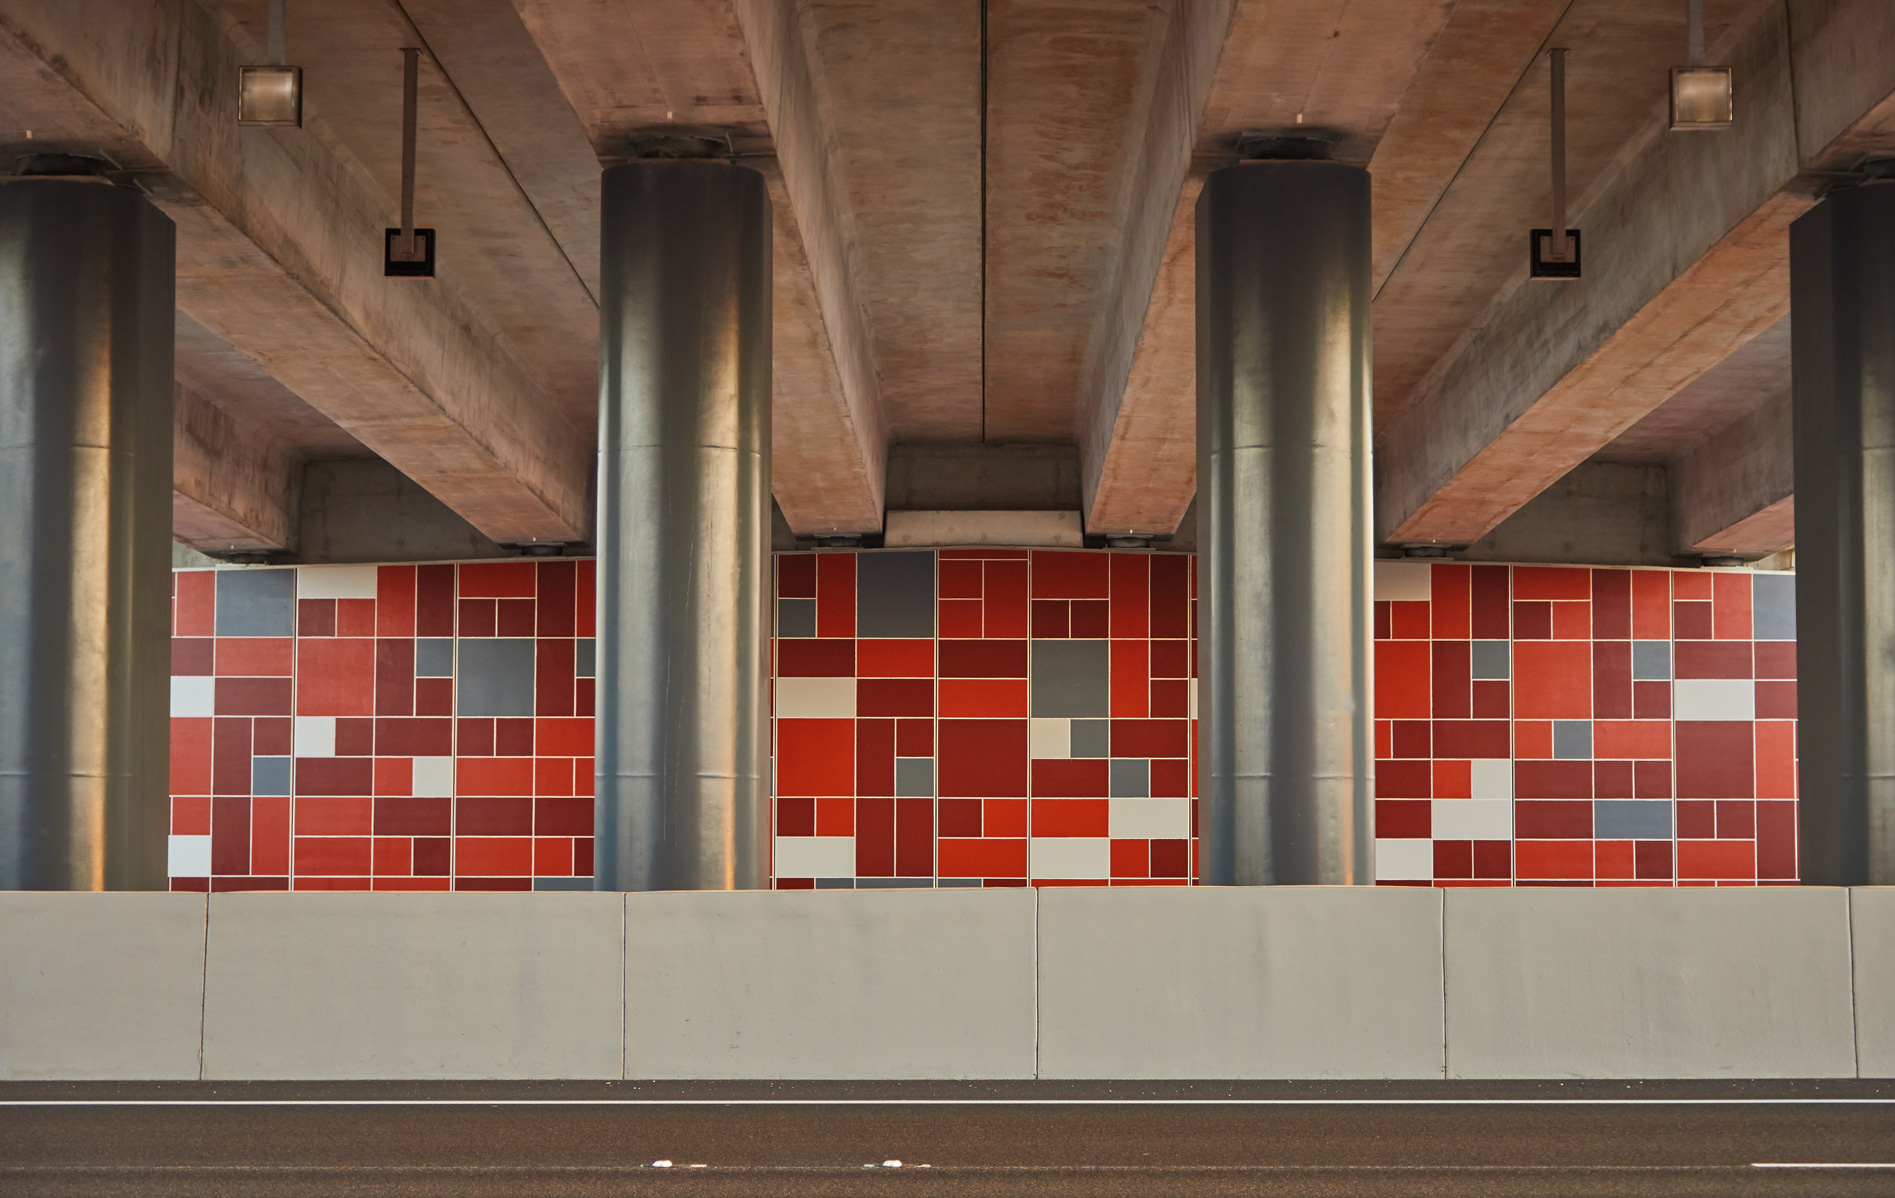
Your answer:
1791;178;1895;885
596;160;771;890
0;178;174;890
1197;160;1372;885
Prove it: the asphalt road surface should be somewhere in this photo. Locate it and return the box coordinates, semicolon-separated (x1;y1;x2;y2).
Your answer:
4;1079;1893;1196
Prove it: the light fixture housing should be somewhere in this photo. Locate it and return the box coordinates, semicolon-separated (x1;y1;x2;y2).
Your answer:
384;228;436;277
1529;229;1582;280
1670;66;1732;130
238;65;303;127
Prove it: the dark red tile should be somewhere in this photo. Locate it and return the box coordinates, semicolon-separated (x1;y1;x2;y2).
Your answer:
1150;838;1189;878
1032;759;1110;797
416;565;456;636
1675;641;1752;680
895;797;933;876
856;797;894;875
1676;721;1755;798
1716;799;1756;839
1594;760;1635;798
1756;680;1796;719
1635;759;1672;798
1674;600;1713;639
1677;799;1716;838
778;554;817;599
497;599;536;638
374;639;414;716
535;795;593;836
1515;800;1591;838
1374;760;1431;798
1594;640;1632;719
1514;761;1592;799
1433;839;1473;879
1375;601;1391;640
1431;564;1471;639
1150;678;1189;718
455;877;532;892
857;718;895;796
1592;570;1632;639
537;561;577;637
410;677;448;717
252;717;291;756
778;639;855;677
1392;720;1431;758
1031;600;1070;638
1376;799;1430;838
1757;800;1797;879
576;677;595;717
213;718;252;796
1512;601;1552;639
1109;554;1151;638
939;798;982;837
458;599;497;638
458;796;533;835
1633;840;1673;880
374;717;453;757
1473;840;1512;879
216;677;293;716
1471;680;1510;719
1032;551;1109;599
1471;566;1509;637
457;718;495;757
1150;555;1190;638
939;639;1027;678
815;553;856;638
1633;680;1671;720
1432;720;1509;759
412;837;451;876
297;757;374;796
536;637;576;717
334;717;374;757
1432;641;1471;719
1070;600;1110;638
777;796;815;837
495;718;534;756
858;678;934;717
373;796;451;836
211;795;251;875
1754;641;1796;680
1112;719;1189;758
172;638;214;675
1151;758;1189;796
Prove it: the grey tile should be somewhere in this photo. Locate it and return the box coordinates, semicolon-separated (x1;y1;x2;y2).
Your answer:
1753;573;1796;640
532;877;595;891
1070;719;1109;758
1110;758;1150;797
936;878;985;888
777;598;816;639
575;638;596;679
1552;721;1592;760
896;758;935;797
1470;640;1510;680
814;878;856;889
1593;800;1672;840
1632;640;1671;681
857;552;935;638
215;568;295;637
415;638;454;678
456;638;536;716
856;877;935;889
252;756;292;796
1032;640;1109;717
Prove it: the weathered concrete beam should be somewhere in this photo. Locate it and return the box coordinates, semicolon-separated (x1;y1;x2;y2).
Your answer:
172;384;298;553
1378;0;1895;546
1672;388;1794;555
0;0;590;545
1461;462;1675;568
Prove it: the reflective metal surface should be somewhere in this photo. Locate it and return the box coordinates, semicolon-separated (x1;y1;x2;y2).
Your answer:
1791;182;1895;885
1196;161;1372;885
0;180;173;890
596;161;771;890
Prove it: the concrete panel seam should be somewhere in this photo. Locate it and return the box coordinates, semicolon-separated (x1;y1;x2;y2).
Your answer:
620;894;629;1082
197;894;209;1083
1438;887;1449;1079
1849;888;1862;1078
1032;886;1042;1080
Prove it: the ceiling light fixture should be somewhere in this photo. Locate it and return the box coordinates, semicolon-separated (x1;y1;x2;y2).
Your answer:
385;47;435;277
1670;0;1732;130
237;0;302;127
1530;48;1580;280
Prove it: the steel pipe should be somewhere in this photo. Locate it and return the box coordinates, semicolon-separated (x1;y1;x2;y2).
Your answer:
596;161;771;890
1197;160;1373;885
0;179;173;890
1791;179;1895;884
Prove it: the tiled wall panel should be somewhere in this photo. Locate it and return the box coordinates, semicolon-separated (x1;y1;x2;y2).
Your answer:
171;554;1794;889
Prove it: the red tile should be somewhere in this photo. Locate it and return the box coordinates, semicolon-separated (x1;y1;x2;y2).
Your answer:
1676;721;1755;798
535;637;576;716
458;718;495;757
1756;721;1796;798
456;836;534;876
1596;839;1635;880
1631;570;1670;638
1754;641;1796;679
778;639;855;677
1033;551;1109;599
924;717;1034;796
777;715;859;798
1433;839;1472;879
1111;838;1151;879
253;717;291;756
1756;681;1796;719
298;757;374;796
856;797;894;875
171;718;213;796
1391;601;1430;639
1678;839;1754;880
371;837;411;877
458;599;497;637
1392;721;1430;758
336;599;377;638
1592;570;1631;639
370;639;413;717
1513;720;1552;758
574;759;594;797
372;756;413;796
1593;760;1634;798
174;637;215;675
1512;601;1552;639
858;678;935;717
175;570;215;636
251;795;290;874
172;793;211;836
985;798;1028;837
1674;600;1713;639
295;796;373;835
296;639;376;716
779;553;817;599
1375;640;1430;719
460;561;537;599
536;716;592;757
895;718;932;757
1031;599;1070;638
1432;760;1472;798
1033;798;1108;837
298;600;336;638
1635;759;1672;798
1712;572;1752;639
413;837;451;875
939;558;983;599
1515;761;1592;799
576;678;595;717
330;716;371;756
1376;799;1430;838
1150;678;1188;718
373;567;416;637
940;639;1027;678
1432;641;1471;719
296;837;372;876
1070;600;1110;638
1471;565;1509;637
415;565;456;637
1151;555;1189;638
1473;840;1512;879
1376;720;1391;759
1551;601;1590;640
1032;759;1110;797
575;560;596;640
1593;641;1632;719
815;553;856;638
1757;800;1797;879
456;757;534;797
817;795;855;836
938;837;1026;878
375;796;451;836
777;796;815;837
534;757;574;797
1716;799;1756;838
1150;639;1188;679
940;599;984;638
537;561;577;637
1673;572;1712;600
1471;681;1510;719
940;678;1026;718
895;797;933;875
216;677;293;716
1150;758;1189;796
1516;840;1593;879
1514;566;1591;601
1633;680;1671;720
497;599;536;637
1432;720;1508;759
1594;720;1670;760
1150;838;1189;878
1675;641;1751;679
533;837;574;877
1513;641;1591;718
857;718;894;797
939;798;982;837
1111;640;1149;718
1374;760;1430;798
857;639;934;677
216;638;293;677
985;560;1030;637
1112;719;1188;758
1109;554;1150;638
1431;564;1471;639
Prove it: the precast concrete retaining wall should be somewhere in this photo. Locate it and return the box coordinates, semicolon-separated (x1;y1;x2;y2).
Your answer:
2;888;1887;1080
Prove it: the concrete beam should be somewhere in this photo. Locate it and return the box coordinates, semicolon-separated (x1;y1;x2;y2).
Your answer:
1378;0;1895;546
513;0;887;535
1672;388;1794;555
1078;0;1466;536
172;384;298;553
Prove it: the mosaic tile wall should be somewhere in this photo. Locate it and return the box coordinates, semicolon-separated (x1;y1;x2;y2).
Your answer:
167;561;597;891
169;553;1796;890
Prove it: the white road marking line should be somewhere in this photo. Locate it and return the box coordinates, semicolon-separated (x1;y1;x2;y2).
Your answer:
1;1097;1891;1107
1752;1163;1895;1169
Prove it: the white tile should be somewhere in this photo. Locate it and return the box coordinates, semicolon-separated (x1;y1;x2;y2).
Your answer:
167;834;212;877
775;676;856;719
295;564;380;600
1375;838;1434;881
293;716;336;758
1373;560;1433;602
1108;797;1191;839
1029;837;1111;880
170;676;215;718
1188;678;1198;720
1029;718;1071;760
1674;678;1755;721
1470;759;1513;800
412;757;454;798
1431;799;1512;840
773;836;855;878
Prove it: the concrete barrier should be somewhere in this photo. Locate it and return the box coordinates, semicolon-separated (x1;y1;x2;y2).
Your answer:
623;889;1036;1079
201;892;623;1079
1444;887;1857;1078
0;892;207;1080
1852;887;1895;1077
1036;886;1445;1078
